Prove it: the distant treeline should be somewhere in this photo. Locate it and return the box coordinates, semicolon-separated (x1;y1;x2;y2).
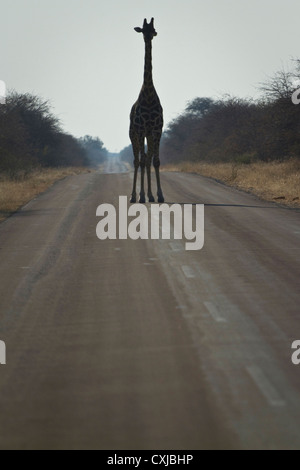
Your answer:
0;91;107;179
119;144;133;165
120;60;300;166
161;61;300;165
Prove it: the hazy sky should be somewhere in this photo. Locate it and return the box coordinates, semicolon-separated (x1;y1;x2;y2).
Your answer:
1;0;300;152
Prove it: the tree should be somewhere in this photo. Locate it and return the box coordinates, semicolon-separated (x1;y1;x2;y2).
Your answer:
0;95;37;178
185;97;214;116
0;91;93;177
79;135;108;166
119;144;133;165
259;69;294;101
6;92;62;167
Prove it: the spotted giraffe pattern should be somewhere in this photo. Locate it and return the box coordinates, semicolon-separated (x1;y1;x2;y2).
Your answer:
129;18;164;204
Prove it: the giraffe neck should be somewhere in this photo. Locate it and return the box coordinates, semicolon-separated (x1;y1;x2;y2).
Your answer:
143;40;153;88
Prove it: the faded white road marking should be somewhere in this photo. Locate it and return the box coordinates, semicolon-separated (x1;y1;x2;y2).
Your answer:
182;266;195;278
195;265;212;282
246;365;286;407
169;242;183;252
204;301;226;323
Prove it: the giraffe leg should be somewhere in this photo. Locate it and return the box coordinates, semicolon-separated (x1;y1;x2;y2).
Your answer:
130;134;139;204
139;136;146;204
153;134;164;203
131;164;139;203
146;136;155;202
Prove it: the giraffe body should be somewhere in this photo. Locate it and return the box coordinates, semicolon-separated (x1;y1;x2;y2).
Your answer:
130;18;164;204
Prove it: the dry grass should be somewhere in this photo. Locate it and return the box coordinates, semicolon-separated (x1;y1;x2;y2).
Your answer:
0;167;91;222
162;159;300;207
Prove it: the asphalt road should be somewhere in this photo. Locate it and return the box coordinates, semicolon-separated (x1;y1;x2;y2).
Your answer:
0;157;299;449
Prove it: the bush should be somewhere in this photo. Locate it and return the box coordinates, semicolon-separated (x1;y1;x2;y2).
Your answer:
160;60;300;165
0;91;104;179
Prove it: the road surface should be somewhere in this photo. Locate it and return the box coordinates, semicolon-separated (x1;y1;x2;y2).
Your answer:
0;156;299;449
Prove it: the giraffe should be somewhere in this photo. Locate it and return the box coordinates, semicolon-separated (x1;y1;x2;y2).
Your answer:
129;18;164;204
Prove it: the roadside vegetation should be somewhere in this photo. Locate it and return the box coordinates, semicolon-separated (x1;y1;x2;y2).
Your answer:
159;61;300;206
0;90;108;220
121;60;300;207
0;167;92;222
162;159;300;207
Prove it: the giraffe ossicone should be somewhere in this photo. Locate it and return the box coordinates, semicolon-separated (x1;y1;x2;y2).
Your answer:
129;18;164;204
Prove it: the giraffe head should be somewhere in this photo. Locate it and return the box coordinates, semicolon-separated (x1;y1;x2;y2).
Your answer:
134;18;157;42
